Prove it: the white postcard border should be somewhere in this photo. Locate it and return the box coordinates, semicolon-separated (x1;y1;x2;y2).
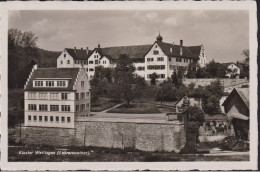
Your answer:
1;1;258;170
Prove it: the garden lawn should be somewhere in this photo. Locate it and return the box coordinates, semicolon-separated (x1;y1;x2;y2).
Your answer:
91;97;120;112
107;102;161;114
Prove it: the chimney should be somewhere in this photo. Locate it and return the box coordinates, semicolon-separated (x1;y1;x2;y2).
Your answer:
180;40;183;56
81;47;83;50
74;47;76;53
98;43;100;48
170;47;173;53
86;47;89;55
173;42;175;46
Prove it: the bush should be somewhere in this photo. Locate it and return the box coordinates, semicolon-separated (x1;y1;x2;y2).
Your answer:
220;136;249;151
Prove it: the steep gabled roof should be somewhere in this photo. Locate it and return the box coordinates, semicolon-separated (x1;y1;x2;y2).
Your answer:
24;68;80;91
101;45;152;61
65;48;92;60
222;88;249;109
222;62;239;68
156;41;201;59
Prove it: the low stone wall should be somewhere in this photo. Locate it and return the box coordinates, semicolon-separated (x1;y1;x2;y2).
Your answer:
183;78;248;88
21;121;186;153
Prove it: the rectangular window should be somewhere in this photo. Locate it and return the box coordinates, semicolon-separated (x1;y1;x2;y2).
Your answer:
56;116;59;123
147;65;165;70
61;61;63;64
161;74;165;78
39;104;48;111
157;57;164;61
28;115;31;121
95;60;99;64
34;81;43;87
176;58;182;62
80;104;85;111
45;116;48;122
28;92;37;99
64;54;66;57
50;93;59;100
67;60;70;64
147;58;154;62
39;116;42;122
86;103;89;109
153;50;159;55
67;117;71;123
50;116;54;122
33;115;37;122
81;92;85;99
89;68;94;72
76;93;79;100
61;93;68;100
86;92;90;97
61;105;71;112
89;61;93;64
169;57;171;61
39;93;48;100
50;105;59;111
28;104;37;111
81;81;84;87
76;105;79;112
62;117;65;123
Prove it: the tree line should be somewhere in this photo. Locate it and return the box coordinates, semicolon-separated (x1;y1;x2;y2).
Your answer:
91;54;225;114
8;29;60;88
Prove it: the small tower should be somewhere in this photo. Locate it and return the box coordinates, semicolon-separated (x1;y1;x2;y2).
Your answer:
156;32;163;42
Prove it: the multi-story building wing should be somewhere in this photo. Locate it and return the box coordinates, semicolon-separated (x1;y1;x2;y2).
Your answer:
145;35;206;80
24;65;90;128
57;34;207;81
57;47;91;69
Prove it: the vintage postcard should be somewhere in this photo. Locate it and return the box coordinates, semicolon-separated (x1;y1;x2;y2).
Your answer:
0;1;258;170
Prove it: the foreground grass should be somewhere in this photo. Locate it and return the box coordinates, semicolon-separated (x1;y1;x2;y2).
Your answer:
9;145;249;162
107;102;161;114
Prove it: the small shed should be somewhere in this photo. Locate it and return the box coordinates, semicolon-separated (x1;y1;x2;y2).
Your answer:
222;88;249;139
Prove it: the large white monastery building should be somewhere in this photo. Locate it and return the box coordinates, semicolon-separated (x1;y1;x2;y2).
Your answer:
57;34;207;80
24;65;90;128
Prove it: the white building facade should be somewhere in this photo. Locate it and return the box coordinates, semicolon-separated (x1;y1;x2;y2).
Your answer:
224;63;240;78
57;34;207;81
24;65;90;128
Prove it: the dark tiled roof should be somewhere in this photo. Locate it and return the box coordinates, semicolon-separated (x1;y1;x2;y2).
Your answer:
24;68;80;91
156;41;201;59
222;88;249;109
222;62;238;68
65;48;92;60
66;41;202;62
100;45;152;61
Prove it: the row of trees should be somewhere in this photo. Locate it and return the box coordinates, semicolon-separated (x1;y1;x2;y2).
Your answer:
185;49;250;79
90;54;147;107
91;54;224;114
8;29;60;88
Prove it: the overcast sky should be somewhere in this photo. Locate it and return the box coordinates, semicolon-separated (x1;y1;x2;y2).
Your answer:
9;10;249;63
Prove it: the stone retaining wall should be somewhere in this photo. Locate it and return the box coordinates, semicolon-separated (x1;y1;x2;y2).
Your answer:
21;121;186;153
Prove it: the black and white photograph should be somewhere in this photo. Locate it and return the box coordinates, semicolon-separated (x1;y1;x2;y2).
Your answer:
0;1;258;171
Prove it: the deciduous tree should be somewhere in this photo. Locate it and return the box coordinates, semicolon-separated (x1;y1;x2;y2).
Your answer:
114;54;135;107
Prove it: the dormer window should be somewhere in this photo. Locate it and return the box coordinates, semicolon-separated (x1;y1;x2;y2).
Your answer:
34;81;43;87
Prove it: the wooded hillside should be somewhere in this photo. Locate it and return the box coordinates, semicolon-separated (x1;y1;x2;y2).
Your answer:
8;47;60;88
